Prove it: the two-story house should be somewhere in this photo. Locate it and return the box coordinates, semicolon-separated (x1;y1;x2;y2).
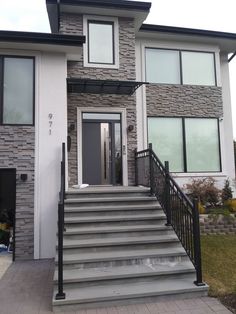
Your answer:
0;0;236;310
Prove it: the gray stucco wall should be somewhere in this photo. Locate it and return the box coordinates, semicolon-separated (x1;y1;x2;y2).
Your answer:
60;14;137;186
146;84;223;117
0;126;34;259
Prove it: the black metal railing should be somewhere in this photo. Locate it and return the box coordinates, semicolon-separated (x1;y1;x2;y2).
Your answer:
135;143;205;286
55;143;66;300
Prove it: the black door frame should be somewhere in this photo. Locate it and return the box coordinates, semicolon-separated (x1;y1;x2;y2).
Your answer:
0;168;16;261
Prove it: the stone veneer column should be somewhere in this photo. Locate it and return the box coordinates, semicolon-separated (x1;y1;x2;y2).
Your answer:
60;14;137;186
0;126;34;259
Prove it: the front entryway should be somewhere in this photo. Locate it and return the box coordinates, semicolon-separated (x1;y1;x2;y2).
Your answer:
0;168;16;262
82;112;122;185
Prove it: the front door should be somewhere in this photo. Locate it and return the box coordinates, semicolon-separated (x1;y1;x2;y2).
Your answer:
82;112;122;185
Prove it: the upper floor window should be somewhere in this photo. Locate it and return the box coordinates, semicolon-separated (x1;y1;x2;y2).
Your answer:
145;48;216;86
0;56;34;125
83;15;119;69
88;21;114;64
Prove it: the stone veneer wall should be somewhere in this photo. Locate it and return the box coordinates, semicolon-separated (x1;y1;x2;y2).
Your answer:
60;14;137;186
0;126;34;259
146;84;223;117
200;214;236;235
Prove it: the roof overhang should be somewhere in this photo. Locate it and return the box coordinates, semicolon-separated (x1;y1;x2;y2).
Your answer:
0;30;85;60
139;24;236;54
46;0;151;33
67;78;147;95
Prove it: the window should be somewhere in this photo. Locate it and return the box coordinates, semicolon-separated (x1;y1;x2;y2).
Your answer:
148;117;221;172
145;48;216;86
88;21;114;64
84;16;119;68
146;49;180;84
0;56;34;125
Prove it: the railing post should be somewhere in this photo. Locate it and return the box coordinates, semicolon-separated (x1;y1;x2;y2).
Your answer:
55;203;66;300
134;148;138;186
193;198;205;286
149;143;154;195
164;161;171;226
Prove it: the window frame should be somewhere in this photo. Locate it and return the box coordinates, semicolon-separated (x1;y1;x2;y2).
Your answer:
87;20;115;65
145;47;217;86
147;116;222;173
0;55;35;126
83;15;119;69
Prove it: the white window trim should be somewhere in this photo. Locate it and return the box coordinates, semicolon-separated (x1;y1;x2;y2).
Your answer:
77;107;128;186
83;15;119;69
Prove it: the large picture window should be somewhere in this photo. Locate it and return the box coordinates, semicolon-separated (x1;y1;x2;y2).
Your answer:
148;117;221;172
146;48;216;86
0;56;34;125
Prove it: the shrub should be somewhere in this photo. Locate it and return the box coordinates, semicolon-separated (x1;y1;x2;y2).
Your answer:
221;179;233;203
185;177;221;207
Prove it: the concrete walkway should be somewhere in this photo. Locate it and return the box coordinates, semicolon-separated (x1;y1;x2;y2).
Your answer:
0;259;232;314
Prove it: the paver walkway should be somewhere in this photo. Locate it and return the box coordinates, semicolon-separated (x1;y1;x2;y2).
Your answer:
0;253;12;279
0;259;232;314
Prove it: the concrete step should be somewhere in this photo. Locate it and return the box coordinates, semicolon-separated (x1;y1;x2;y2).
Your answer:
64;203;161;217
54;261;195;287
64;213;166;228
58;235;179;254
56;246;188;269
52;276;208;311
64;196;157;207
63;225;174;240
66;187;150;199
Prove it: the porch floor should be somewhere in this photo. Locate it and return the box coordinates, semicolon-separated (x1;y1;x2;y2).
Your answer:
0;259;232;314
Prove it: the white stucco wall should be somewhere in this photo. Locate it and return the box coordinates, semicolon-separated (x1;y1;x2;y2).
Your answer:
34;52;67;259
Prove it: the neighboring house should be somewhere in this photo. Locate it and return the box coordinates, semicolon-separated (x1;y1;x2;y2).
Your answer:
0;0;235;263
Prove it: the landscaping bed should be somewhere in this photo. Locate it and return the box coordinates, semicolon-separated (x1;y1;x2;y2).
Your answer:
201;235;236;313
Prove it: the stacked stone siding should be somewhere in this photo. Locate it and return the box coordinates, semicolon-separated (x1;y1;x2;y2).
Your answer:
60;14;137;186
0;126;34;259
146;84;223;117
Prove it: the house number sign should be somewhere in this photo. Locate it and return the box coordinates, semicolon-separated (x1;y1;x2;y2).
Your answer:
48;113;53;135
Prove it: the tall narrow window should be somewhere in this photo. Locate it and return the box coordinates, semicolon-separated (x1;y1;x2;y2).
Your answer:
185;118;220;171
88;21;114;64
2;57;34;125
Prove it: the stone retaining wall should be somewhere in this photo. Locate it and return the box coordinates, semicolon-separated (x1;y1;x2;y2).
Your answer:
200;214;236;235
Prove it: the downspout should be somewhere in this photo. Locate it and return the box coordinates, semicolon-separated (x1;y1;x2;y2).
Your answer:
228;51;236;63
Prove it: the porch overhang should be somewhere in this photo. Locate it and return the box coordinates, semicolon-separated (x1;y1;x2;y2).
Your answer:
67;78;147;95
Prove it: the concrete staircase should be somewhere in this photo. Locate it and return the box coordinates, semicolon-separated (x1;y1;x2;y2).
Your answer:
53;186;208;311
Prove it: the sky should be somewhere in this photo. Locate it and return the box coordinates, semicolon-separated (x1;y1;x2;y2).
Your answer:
0;0;236;137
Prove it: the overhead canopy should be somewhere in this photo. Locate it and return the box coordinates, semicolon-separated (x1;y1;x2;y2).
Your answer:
67;78;147;95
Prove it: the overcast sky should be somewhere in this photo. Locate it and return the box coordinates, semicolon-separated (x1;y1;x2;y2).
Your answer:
0;0;236;138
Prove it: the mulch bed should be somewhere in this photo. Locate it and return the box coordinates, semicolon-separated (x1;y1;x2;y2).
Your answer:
219;294;236;313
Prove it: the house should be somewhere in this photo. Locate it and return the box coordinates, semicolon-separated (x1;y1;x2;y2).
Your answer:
0;0;236;309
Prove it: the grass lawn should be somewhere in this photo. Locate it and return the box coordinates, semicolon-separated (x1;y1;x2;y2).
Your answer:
201;235;236;295
201;235;236;312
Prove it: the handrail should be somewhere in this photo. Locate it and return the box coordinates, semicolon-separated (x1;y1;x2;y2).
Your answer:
55;142;66;300
135;143;205;286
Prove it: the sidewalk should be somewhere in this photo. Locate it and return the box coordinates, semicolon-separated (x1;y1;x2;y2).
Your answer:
0;259;232;314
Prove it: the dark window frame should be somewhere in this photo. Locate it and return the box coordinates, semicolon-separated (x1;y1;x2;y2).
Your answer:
145;47;217;86
0;55;35;126
147;116;222;173
87;20;115;65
